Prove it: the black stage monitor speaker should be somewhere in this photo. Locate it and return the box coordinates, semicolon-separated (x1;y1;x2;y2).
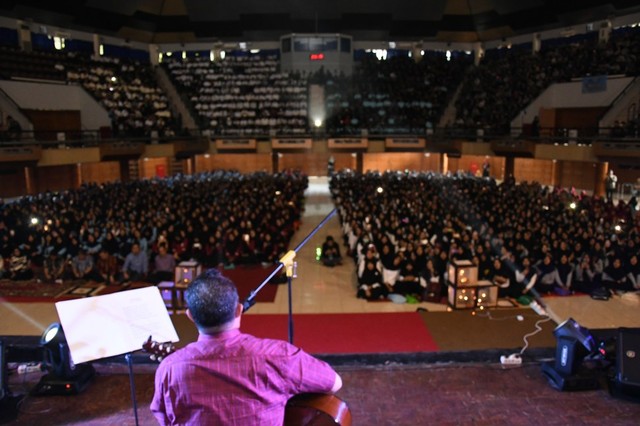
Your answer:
0;340;24;424
612;328;640;400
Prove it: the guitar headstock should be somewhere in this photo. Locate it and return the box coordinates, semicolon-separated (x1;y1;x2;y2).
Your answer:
142;336;176;362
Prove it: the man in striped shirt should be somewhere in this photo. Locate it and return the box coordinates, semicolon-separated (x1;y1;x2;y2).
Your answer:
151;269;342;425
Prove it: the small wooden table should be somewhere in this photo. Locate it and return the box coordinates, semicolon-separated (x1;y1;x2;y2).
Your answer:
158;281;189;314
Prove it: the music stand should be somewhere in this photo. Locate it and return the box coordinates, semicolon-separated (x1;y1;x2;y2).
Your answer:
48;286;179;425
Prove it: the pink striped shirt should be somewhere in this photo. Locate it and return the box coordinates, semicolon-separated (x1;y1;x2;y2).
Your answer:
150;329;337;426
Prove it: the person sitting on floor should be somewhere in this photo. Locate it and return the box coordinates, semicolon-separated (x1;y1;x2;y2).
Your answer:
626;254;640;290
420;258;442;302
491;257;512;298
514;257;537;298
555;254;574;295
357;259;387;300
122;242;149;282
573;253;599;294
8;248;33;281
44;252;67;283
71;249;98;281
395;259;422;297
96;248;120;285
381;248;402;294
320;236;342;267
534;254;561;294
602;257;633;293
150;244;176;284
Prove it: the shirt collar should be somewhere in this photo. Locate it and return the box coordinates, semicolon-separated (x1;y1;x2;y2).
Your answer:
197;328;240;342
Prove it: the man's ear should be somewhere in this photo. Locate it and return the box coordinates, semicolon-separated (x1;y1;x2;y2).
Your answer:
186;308;195;323
236;303;243;318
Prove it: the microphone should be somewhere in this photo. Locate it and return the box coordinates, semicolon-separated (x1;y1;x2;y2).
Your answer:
243;295;256;312
526;286;562;325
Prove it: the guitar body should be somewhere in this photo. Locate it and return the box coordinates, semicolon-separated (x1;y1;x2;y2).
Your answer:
284;393;352;426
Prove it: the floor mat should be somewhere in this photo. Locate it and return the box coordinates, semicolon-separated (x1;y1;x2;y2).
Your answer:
240;312;439;354
56;282;108;299
418;308;557;352
0;279;80;302
0;264;279;304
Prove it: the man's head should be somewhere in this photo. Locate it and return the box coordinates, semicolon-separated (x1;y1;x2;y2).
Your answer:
185;269;240;333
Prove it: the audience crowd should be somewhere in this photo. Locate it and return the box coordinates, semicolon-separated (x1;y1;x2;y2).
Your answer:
318;52;470;135
0;170;307;284
66;54;178;138
165;54;309;135
4;25;640;139
330;170;640;302
0;46;179;139
455;27;640;134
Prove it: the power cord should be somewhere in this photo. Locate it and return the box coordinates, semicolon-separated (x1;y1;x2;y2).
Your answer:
499;314;553;366
519;316;553;356
473;308;554;366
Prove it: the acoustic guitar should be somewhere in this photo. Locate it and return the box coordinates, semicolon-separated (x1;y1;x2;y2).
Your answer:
142;337;352;426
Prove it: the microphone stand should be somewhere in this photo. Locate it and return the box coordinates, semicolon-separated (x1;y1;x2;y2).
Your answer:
242;208;337;344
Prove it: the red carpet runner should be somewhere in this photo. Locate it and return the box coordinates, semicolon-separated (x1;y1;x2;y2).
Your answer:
241;312;439;354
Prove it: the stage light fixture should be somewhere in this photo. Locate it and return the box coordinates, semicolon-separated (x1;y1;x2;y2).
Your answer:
31;323;95;396
541;318;599;391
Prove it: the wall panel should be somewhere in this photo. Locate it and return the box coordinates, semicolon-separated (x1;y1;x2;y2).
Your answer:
195;153;273;174
279;153;356;175
514;158;555;186
23;110;82;140
559;161;599;192
363;152;441;173
80;161;121;184
0;168;28;198
139;157;169;179
34;165;76;193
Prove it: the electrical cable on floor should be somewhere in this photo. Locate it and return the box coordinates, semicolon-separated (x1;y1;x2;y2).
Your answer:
474;308;554;366
474;310;539;321
519;316;553;356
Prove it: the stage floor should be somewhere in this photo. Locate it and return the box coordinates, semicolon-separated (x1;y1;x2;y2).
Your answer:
6;361;640;426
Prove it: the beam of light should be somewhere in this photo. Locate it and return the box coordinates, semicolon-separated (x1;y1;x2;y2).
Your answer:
0;299;49;331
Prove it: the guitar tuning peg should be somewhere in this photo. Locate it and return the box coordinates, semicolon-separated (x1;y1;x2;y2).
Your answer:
151;355;157;361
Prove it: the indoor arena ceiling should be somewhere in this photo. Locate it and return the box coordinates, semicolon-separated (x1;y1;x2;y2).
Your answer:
2;0;640;44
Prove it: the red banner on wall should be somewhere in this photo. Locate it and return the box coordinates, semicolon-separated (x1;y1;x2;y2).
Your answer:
155;164;166;178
